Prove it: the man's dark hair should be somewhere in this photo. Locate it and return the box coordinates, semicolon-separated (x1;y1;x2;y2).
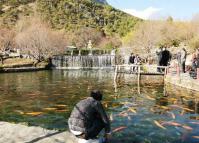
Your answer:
91;90;103;101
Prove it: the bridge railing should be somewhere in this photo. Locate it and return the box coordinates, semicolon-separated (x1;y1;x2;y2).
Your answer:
114;64;168;75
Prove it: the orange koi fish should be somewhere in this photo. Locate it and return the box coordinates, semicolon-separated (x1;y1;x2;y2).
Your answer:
146;95;155;101
154;120;166;130
55;105;67;107
112;126;127;133
15;110;24;115
56;109;68;112
43;108;57;111
25;112;43;116
160;106;169;110
128;108;137;113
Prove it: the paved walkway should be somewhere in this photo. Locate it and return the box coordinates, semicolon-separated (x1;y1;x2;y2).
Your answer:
0;122;77;143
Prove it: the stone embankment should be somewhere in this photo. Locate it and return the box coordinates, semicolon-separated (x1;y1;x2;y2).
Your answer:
0;67;46;73
0;122;78;143
165;73;199;92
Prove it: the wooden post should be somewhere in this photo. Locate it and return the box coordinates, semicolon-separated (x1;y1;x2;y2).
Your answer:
167;67;170;74
114;65;118;82
197;68;199;81
137;65;141;94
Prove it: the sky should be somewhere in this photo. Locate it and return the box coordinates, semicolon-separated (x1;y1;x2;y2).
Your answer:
106;0;199;20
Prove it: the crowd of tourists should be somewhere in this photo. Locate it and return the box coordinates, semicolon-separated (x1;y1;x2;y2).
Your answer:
127;46;199;78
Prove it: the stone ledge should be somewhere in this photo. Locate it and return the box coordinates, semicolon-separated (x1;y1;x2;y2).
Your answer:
165;74;199;92
0;122;78;143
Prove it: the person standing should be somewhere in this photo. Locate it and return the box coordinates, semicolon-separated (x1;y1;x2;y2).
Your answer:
129;53;135;73
68;90;111;142
156;47;163;72
129;53;135;64
161;47;171;67
180;48;187;73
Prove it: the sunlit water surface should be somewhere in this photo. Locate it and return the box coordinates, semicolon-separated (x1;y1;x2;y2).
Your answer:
0;70;198;143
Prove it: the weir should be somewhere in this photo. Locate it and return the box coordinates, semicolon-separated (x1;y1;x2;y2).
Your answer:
52;49;116;69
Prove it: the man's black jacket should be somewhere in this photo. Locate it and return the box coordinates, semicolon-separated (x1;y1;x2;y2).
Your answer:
68;97;111;134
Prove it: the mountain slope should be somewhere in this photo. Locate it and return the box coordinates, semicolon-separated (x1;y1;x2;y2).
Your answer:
0;0;141;37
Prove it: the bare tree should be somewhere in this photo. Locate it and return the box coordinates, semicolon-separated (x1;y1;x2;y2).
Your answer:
0;28;15;52
15;18;67;61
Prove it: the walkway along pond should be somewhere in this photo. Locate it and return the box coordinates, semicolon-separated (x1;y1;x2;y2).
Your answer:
0;70;199;143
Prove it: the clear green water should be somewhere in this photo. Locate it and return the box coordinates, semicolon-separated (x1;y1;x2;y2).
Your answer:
0;70;198;143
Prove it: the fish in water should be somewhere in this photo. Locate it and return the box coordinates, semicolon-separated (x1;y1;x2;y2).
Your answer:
25;112;43;116
15;110;24;115
192;136;199;139
55;105;67;107
182;125;193;131
166;111;176;119
150;107;155;112
189;122;199;125
43;108;57;111
146;95;155;101
154;120;166;130
112;126;127;133
169;105;194;112
161;121;181;127
159;106;169;110
56;109;68;112
128;108;137;113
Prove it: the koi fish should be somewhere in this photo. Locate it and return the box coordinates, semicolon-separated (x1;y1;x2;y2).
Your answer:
166;111;176;119
169;98;177;101
159;106;169;110
182;108;194;112
192;136;199;139
169;105;194;112
120;102;132;105
15;110;24;115
128;108;137;113
43;108;57;111
146;95;155;101
104;103;108;108
154;120;166;130
56;109;68;112
112;126;127;133
161;121;181;127
182;125;193;131
55;105;67;107
150;107;155;112
25;112;43;116
189;122;199;125
119;112;128;117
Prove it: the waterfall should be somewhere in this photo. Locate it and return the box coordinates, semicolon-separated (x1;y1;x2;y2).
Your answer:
52;55;115;69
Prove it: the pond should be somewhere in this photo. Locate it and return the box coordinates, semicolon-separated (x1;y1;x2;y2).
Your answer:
0;70;198;143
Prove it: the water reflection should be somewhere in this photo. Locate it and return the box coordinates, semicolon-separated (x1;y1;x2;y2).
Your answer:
0;70;198;143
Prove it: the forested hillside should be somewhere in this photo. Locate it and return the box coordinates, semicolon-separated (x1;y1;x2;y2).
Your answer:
0;0;141;37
